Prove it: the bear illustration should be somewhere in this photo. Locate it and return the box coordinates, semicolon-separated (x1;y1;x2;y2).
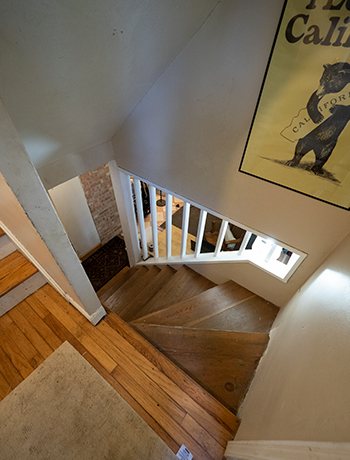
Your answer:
287;62;350;174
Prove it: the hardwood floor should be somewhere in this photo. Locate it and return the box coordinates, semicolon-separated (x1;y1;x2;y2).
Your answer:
0;284;239;460
157;225;196;258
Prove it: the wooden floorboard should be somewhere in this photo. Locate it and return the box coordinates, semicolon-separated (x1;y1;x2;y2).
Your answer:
42;285;231;458
0;313;44;368
0;251;38;297
104;313;239;436
0;284;239;460
132;324;269;412
41;310;180;455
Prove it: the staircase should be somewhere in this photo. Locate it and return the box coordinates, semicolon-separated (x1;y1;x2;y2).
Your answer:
0;228;46;316
0;226;279;459
98;265;279;414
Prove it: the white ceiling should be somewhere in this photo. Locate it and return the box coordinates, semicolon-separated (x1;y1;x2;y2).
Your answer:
0;0;218;168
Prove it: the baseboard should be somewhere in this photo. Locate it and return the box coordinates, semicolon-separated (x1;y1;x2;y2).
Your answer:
80;243;102;262
0;223;106;325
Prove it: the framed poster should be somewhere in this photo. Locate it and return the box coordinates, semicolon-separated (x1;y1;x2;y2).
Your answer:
239;0;350;210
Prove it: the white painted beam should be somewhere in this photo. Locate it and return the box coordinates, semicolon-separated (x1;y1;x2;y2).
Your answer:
0;99;104;319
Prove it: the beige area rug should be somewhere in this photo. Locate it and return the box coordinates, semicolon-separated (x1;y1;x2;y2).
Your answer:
0;341;177;460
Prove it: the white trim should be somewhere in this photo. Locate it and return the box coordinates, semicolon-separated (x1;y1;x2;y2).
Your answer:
166;193;173;259
149;185;159;259
238;231;252;256
119;168;307;281
181;202;190;258
138;252;301;283
0;223;106;325
119;168;263;241
87;305;107;326
214;220;228;257
109;165;141;266
195;210;207;258
134;178;148;260
225;440;350;460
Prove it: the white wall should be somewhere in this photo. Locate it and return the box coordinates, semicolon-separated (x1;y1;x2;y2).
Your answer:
48;177;100;257
234;230;350;442
111;0;350;306
0;0;218;170
38;141;115;189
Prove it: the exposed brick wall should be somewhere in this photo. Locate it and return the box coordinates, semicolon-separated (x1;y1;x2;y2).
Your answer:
79;164;121;245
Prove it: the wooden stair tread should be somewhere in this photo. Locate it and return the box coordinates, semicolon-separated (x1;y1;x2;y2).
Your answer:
104;312;239;433
118;266;176;322
35;285;238;460
97;266;137;302
123;265;176;321
103;266;149;313
192;296;279;333
134;280;253;326
0;228;5;238
135;266;216;318
132;323;269;412
0;251;38;298
118;266;162;320
96;266;130;298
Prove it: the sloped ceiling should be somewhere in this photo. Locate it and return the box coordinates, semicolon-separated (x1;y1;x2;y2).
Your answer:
0;0;218;168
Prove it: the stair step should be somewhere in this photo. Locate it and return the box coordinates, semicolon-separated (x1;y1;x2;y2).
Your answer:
103;266;149;313
132;323;269;412
104;312;239;435
135;266;216;319
123;265;177;322
104;313;239;433
0;251;38;298
191;295;279;333
96;266;129;299
97;266;137;303
134;280;254;326
118;266;162;321
0;228;5;238
37;284;239;460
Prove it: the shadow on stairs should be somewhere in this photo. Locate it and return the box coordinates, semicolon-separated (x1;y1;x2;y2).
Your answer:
98;264;279;416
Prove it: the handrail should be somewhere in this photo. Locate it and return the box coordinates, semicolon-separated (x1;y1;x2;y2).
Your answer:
121;169;307;283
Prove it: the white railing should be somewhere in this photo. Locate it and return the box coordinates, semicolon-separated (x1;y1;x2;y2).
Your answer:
118;169;306;283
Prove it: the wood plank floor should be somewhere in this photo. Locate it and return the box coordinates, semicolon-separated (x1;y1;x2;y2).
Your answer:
0;284;239;460
0;251;38;297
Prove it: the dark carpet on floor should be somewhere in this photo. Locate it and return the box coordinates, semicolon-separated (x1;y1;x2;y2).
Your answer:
82;235;129;291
